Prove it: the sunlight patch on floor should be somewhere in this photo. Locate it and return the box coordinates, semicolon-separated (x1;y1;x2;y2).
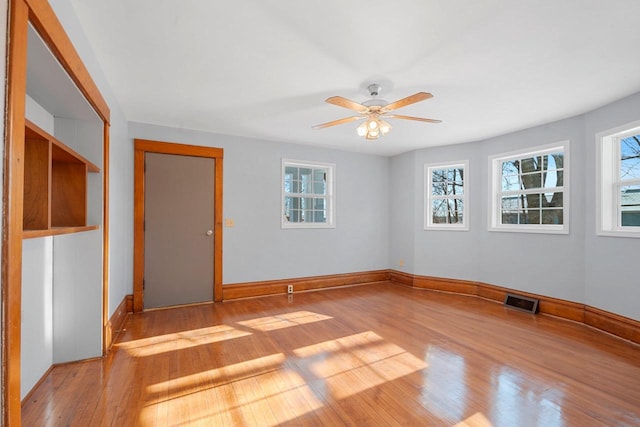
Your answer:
294;331;428;399
146;353;286;398
116;324;252;357
454;412;494;427
293;331;384;358
237;311;333;332
141;359;323;426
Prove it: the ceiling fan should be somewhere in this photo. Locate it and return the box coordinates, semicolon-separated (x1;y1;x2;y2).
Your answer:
313;83;441;140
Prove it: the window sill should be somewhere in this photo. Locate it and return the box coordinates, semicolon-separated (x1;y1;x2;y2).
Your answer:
281;223;336;229
596;230;640;239
424;226;469;231
488;225;568;235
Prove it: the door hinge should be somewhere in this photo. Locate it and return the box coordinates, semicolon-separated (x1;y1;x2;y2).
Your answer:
143;279;145;290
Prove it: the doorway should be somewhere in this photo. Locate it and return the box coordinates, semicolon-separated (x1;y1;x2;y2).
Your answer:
133;140;223;312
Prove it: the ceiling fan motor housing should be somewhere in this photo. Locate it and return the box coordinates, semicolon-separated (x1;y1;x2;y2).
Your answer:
368;83;382;97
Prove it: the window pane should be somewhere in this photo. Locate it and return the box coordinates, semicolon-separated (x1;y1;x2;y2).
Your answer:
543;170;562;188
502;160;519;176
544;153;563;171
621;184;640;226
432;169;447;183
448;182;464;196
520;156;542;172
521;210;540;225
285;166;299;179
284;173;293;193
543;191;563;208
284;197;301;222
522;193;541;209
521;172;542;189
501;211;518;224
620;135;640;180
432;199;449;223
542;209;563;225
313;169;326;181
501;196;518;210
448;199;463;224
298;170;311;193
432;181;447;195
312;178;326;195
312;210;326;223
432;199;463;224
502;175;520;191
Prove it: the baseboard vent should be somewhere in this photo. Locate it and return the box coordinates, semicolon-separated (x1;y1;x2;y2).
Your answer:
504;293;539;314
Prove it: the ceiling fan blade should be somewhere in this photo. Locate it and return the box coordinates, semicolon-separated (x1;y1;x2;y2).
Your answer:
312;116;362;129
386;114;442;123
382;92;433;112
325;96;369;113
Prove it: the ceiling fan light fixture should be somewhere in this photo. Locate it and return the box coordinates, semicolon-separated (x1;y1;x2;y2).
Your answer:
314;85;440;141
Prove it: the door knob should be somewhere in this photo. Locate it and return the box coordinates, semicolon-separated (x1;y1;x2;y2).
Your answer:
206;230;213;236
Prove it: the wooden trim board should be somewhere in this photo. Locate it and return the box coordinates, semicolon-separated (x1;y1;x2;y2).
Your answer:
388;270;639;345
3;0;111;423
104;295;132;351
222;270;390;300
224;269;639;346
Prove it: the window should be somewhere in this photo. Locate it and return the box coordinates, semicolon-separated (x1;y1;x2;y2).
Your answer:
489;142;569;234
282;159;335;228
424;161;468;230
597;121;640;237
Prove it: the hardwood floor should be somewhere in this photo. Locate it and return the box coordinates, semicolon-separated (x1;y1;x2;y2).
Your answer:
22;282;640;426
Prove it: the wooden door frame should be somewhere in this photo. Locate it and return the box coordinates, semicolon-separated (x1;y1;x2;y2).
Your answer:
133;139;223;312
3;0;111;424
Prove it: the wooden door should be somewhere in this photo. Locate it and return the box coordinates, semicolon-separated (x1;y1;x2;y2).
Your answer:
143;152;215;309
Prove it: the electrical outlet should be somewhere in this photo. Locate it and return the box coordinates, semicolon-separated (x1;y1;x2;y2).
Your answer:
399;259;405;267
287;285;294;294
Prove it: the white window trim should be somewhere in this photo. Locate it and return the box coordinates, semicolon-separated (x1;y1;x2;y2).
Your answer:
596;120;640;238
488;141;570;234
281;158;336;229
424;160;469;231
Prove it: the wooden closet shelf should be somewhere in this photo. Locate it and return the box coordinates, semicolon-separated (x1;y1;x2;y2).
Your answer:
23;225;100;239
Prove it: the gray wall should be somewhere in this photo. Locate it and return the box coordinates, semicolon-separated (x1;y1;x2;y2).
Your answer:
389;151;416;272
584;93;640;319
51;0;133;321
128;122;390;284
391;93;640;321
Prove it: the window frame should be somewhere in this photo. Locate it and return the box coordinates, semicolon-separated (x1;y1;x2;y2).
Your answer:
596;120;640;238
424;160;469;231
488;141;570;234
281;158;335;229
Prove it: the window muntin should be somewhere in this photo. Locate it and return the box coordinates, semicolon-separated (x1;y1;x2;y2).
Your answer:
618;133;640;228
282;159;335;228
599;124;640;236
490;142;568;234
425;161;468;230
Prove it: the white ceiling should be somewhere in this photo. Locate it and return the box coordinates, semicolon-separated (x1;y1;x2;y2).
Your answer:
68;0;640;156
